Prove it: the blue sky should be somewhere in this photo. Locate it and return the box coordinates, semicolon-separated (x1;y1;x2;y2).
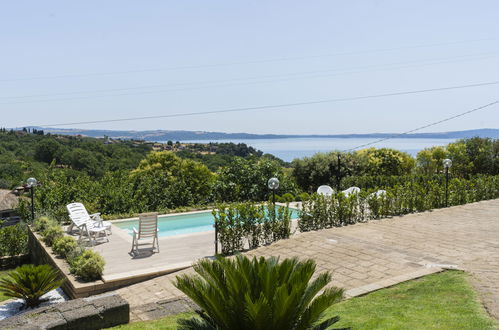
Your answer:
1;1;499;134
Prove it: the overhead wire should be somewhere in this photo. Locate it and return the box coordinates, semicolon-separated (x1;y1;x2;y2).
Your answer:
2;52;499;105
2;36;499;82
343;100;499;152
30;80;499;127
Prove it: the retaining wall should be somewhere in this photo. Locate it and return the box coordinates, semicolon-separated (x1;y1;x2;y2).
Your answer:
0;293;129;329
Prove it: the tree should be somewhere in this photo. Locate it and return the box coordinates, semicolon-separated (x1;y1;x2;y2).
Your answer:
130;151;213;210
175;255;344;330
356;148;415;176
291;152;361;192
34;139;63;163
416;146;448;175
213;157;297;202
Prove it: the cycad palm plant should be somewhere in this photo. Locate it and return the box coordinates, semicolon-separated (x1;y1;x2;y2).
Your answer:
0;264;65;309
175;255;344;330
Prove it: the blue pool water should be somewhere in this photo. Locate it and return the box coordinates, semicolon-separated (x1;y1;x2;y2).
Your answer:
114;207;300;237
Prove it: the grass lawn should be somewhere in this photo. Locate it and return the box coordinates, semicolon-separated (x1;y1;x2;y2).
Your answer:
327;270;497;329
0;269;13;303
111;271;497;330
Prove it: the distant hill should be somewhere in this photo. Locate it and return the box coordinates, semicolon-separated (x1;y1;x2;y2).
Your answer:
28;127;499;141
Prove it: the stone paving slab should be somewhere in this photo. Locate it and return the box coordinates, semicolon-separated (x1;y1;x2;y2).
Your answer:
116;199;499;322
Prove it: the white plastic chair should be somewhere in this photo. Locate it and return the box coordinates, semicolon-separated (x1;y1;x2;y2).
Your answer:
317;185;334;196
130;212;160;256
342;186;361;197
66;202;111;245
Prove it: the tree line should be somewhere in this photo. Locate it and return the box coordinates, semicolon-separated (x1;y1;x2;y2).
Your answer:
1;130;497;220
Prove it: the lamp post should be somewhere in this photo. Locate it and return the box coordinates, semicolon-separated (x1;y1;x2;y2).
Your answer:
443;159;452;207
26;177;38;222
336;153;342;191
267;177;280;206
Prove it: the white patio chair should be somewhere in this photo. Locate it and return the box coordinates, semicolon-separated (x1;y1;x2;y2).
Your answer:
368;189;387;199
66;202;111;245
342;186;361;197
317;185;334;196
130;212;160;256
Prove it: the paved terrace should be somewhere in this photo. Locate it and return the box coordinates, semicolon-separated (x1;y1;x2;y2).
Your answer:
91;203;300;282
114;199;499;322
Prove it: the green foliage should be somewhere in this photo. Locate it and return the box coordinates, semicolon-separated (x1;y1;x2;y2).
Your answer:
0;264;64;309
341;173;443;190
33;216;58;232
416;146;448;175
299;175;499;232
0;131;151;189
356;148;415;176
41;225;64;247
416;137;499;177
69;250;105;281
281;193;295;202
0;223;28;257
212;157;297;202
213;203;291;255
130;151;214;211
174;255;344;330
297;192;310;201
291;149;414;192
52;236;78;258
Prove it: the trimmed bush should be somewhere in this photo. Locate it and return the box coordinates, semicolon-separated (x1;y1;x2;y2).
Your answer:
52;236;78;258
0;264;65;309
280;192;295;203
299;175;499;233
70;250;105;281
41;225;64;247
213;202;291;255
33;216;57;233
0;222;28;257
296;192;310;201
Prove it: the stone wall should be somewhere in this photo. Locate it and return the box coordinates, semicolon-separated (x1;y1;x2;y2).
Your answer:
0;293;129;329
28;228;112;299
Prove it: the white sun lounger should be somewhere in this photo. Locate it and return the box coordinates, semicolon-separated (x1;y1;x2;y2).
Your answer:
66;202;111;245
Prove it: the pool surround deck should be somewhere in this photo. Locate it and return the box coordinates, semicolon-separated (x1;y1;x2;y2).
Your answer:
92;202;301;285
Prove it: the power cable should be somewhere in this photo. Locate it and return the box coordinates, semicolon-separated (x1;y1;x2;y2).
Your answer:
2;53;499;105
0;53;499;100
2;36;499;82
343;100;499;152
30;81;499;127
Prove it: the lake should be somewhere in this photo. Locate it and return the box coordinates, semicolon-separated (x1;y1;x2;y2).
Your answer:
181;138;457;162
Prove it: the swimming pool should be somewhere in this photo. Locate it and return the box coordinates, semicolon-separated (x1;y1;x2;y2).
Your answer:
114;207;300;237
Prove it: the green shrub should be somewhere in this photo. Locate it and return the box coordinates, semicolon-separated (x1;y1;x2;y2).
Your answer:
0;264;65;308
271;194;282;203
0;223;28;257
66;243;86;266
297;192;310;201
70;250;105;281
41;225;64;247
213;202;292;255
52;236;78;258
280;192;295;203
175;255;344;329
33;216;58;232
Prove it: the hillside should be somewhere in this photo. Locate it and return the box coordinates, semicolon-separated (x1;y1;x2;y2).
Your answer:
29;127;499;141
